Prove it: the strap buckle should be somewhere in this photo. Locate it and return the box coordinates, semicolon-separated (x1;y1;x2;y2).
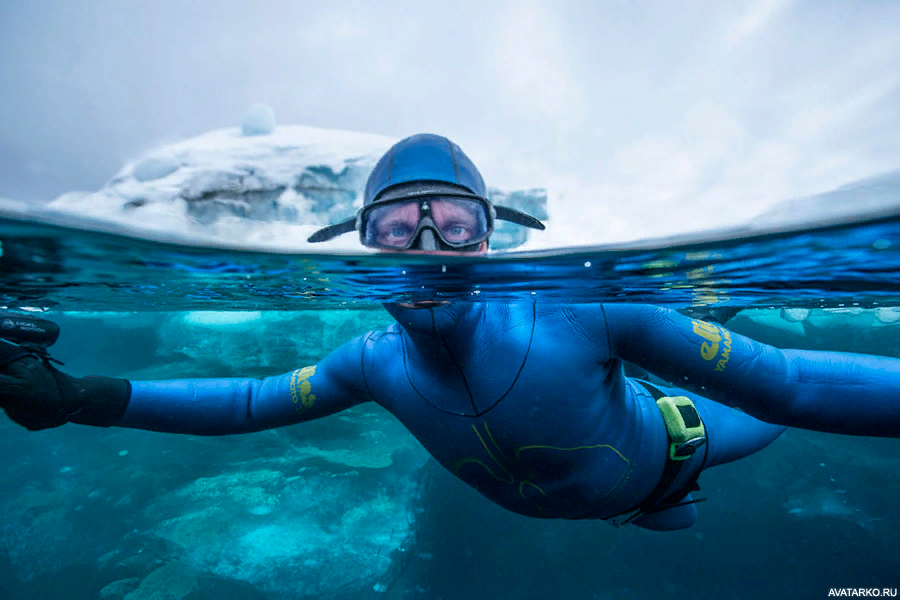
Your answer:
671;436;707;460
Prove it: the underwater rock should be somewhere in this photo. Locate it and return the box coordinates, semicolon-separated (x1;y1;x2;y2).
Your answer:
123;562;197;600
137;423;427;599
99;577;141;600
2;311;428;598
0;403;426;599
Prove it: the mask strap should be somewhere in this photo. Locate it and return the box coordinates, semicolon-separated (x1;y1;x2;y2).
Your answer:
494;206;545;230
307;218;356;243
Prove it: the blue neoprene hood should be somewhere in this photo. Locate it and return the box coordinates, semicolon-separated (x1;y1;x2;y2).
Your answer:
307;133;544;244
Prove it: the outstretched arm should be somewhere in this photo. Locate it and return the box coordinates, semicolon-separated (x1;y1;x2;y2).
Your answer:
119;334;375;435
1;331;376;435
602;304;900;437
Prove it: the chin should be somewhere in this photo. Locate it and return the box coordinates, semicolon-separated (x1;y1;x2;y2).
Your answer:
397;301;450;309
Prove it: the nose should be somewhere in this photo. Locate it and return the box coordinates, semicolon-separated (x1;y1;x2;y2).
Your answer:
415;228;438;251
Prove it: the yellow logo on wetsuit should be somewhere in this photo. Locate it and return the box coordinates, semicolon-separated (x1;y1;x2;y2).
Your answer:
289;366;317;413
691;319;732;372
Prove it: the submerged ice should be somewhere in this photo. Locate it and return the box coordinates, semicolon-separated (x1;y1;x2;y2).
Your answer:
1;306;899;598
730;307;900;358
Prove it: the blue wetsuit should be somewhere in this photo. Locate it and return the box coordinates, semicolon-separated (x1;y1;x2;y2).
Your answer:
117;303;900;530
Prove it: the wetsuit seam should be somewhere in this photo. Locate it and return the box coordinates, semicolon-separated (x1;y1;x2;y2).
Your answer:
471;300;537;417
400;330;453;414
439;332;479;415
399;303;536;418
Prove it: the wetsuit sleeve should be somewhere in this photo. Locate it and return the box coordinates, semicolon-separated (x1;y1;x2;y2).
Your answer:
116;334;375;435
602;304;900;437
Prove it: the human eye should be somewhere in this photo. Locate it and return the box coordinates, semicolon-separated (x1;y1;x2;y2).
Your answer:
377;221;414;245
388;224;413;238
443;223;472;241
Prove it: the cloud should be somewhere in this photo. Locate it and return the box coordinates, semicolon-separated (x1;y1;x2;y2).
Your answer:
2;0;900;246
488;1;586;124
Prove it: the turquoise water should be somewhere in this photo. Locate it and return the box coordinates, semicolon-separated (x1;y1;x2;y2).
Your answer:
0;210;898;599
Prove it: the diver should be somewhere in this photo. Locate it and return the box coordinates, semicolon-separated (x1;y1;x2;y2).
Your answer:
1;133;898;531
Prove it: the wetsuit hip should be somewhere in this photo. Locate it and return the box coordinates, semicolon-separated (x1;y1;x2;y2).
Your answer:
607;380;709;526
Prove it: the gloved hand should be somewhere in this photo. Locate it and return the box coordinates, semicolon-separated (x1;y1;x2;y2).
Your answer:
0;340;80;430
0;316;131;431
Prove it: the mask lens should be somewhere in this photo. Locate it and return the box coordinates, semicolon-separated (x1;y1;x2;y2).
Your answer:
362;196;491;249
364;200;422;248
429;197;490;245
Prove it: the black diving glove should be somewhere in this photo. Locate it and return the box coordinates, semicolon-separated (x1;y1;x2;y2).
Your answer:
0;314;130;431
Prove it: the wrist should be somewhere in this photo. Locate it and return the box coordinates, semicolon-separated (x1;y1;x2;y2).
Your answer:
65;374;131;427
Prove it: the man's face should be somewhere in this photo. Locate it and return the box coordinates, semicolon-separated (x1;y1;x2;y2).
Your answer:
393;238;486;307
368;198;488;308
368;198;488;251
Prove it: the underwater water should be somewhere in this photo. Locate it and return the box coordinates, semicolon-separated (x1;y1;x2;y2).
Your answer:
0;210;898;600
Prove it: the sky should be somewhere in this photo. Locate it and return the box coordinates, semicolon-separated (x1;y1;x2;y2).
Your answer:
2;0;900;243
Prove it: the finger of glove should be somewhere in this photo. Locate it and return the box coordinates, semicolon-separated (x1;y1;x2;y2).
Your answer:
0;373;41;426
0;365;64;425
0;372;29;397
2;402;66;431
1;357;59;391
2;355;44;375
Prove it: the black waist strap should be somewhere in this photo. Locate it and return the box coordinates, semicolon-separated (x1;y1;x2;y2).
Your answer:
608;379;707;526
639;380;694;502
